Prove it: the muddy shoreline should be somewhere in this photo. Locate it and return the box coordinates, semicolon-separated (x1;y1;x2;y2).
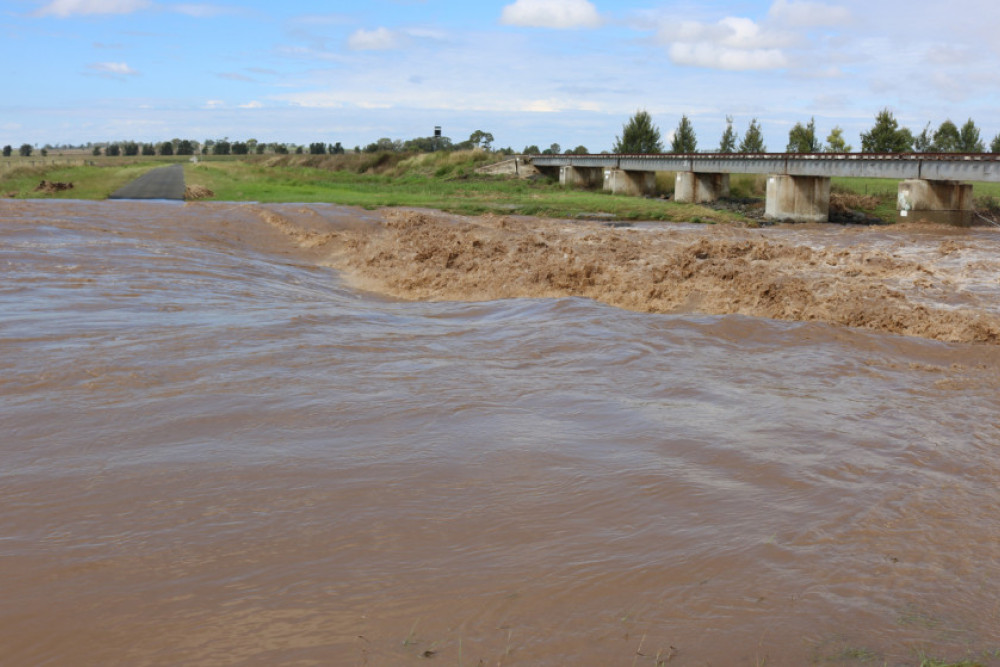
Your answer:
246;205;1000;345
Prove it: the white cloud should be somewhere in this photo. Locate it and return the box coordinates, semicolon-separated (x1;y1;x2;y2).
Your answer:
924;45;974;67
669;43;789;71
663;17;795;50
238;101;263;109
658;16;793;70
87;61;139;76
218;72;255;82
348;27;402;51
768;0;850;28
204;100;224;109
523;99;560;112
171;4;232;17
403;27;450;42
500;0;602;29
36;0;151;17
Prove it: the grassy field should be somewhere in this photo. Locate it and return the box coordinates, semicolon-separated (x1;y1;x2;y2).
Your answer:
5;151;1000;224
179;153;745;223
0;162;173;199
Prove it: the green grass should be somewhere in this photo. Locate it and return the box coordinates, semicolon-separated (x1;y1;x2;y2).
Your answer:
917;657;984;667
0;162;169;199
832;176;1000;199
830;177;1000;221
181;156;745;223
8;151;1000;225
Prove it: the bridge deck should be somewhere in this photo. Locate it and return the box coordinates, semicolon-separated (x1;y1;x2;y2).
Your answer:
529;153;1000;183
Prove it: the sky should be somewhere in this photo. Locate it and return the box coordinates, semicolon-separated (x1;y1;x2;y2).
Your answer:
3;0;1000;153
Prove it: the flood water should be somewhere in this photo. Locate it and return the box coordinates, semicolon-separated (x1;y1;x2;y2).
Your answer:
2;200;999;666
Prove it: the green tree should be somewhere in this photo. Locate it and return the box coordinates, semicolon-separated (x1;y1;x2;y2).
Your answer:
523;144;540;154
786;117;820;153
363;138;395;153
19;143;33;157
123;141;139;156
991;133;1000;154
469;130;494;150
231;141;249;155
213;140;231;155
958;118;984;153
330;142;345;154
92;146;102;156
2;145;11;157
671;114;697;153
141;143;156;156
719;115;737;154
912;122;932;152
613;109;663;154
159;141;174;156
860;108;912;153
738;118;766;153
569;145;589;154
177;139;194;155
541;142;561;155
309;142;327;155
106;143;120;156
931;120;960;152
824;126;852;153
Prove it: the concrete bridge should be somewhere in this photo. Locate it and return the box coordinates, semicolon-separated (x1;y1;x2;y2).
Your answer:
525;153;1000;224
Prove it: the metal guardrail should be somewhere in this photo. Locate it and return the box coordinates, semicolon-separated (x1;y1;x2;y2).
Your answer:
528;153;1000;183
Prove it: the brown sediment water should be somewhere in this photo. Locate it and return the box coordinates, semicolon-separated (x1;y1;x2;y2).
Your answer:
2;200;1000;666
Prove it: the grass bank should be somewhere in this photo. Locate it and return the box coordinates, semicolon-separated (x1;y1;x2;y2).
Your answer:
6;151;1000;224
181;152;745;223
0;161;172;199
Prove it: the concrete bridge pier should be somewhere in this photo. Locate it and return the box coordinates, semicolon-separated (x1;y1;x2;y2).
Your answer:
897;179;973;226
560;166;603;189
674;172;730;203
765;175;831;223
604;169;656;196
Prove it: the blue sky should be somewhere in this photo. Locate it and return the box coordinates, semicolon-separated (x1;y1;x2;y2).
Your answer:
3;0;1000;152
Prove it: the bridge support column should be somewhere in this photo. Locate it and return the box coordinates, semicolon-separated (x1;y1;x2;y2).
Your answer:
765;175;830;223
897;179;973;226
603;169;656;196
560;166;603;189
674;172;730;203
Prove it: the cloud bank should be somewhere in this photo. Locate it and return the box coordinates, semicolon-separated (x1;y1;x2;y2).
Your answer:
500;0;602;29
36;0;151;17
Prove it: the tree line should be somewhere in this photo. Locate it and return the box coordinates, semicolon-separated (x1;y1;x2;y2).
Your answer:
8;111;994;161
2;129;509;160
611;109;1000;155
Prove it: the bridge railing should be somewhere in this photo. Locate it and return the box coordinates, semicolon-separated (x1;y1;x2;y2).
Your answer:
527;153;1000;182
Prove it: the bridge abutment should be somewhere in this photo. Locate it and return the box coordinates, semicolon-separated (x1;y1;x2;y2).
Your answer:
560;166;603;189
897;179;973;226
603;169;656;196
674;172;730;203
765;175;830;223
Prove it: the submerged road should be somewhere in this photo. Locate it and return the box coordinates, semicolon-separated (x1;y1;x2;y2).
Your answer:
109;164;185;200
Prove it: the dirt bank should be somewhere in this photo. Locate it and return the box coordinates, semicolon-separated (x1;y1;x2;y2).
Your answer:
254;207;1000;344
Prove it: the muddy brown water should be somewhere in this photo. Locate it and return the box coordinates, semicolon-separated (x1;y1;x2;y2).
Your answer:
2;200;1000;666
